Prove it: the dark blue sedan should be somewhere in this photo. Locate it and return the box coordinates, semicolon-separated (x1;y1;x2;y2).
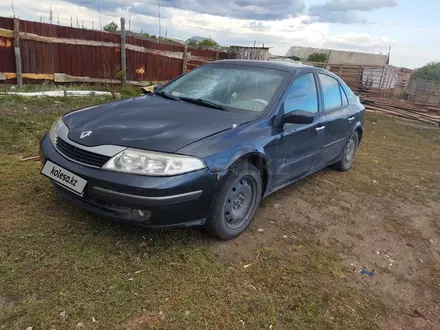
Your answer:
40;60;365;239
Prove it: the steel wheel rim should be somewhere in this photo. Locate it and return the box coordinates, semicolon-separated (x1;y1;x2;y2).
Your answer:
224;176;258;230
344;136;356;166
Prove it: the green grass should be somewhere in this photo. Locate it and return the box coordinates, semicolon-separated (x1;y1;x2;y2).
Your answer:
1;97;439;329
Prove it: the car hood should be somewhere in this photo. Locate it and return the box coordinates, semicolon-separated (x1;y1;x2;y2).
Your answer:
63;96;254;153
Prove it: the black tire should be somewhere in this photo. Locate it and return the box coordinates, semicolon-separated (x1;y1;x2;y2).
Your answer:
333;131;359;172
205;161;262;240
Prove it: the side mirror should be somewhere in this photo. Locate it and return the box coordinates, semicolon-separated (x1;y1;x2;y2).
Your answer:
283;110;315;125
153;85;162;92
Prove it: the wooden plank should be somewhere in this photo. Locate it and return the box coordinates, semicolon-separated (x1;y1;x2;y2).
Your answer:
2;72;54;80
0;28;13;38
365;105;438;125
13;19;22;88
125;43;183;59
53;73;166;85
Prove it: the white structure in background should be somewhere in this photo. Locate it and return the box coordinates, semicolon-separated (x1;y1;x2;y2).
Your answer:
285;46;390;66
362;66;398;89
234;46;271;61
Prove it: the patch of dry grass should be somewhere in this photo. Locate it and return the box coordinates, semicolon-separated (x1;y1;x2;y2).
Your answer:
1;97;439;329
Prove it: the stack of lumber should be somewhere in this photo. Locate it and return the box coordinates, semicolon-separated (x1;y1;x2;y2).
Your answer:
362;97;440;126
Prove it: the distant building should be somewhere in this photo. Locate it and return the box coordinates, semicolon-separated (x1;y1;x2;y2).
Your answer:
285;46;390;66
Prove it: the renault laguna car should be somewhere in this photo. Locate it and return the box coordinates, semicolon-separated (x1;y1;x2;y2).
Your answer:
40;60;364;240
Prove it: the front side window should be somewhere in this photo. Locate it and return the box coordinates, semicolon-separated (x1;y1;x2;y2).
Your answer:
284;73;318;114
319;73;342;111
160;65;288;113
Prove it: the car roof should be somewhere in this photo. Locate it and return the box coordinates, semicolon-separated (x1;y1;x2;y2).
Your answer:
212;59;318;72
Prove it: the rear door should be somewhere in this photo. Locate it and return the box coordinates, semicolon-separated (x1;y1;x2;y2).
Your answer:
318;73;357;163
272;72;326;187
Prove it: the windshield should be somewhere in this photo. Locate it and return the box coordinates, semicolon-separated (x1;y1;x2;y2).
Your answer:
160;64;288;113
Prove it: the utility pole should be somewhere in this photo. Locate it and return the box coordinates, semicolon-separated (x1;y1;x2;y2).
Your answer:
97;1;102;30
92;20;94;30
49;6;53;24
57;14;60;25
253;40;256;47
11;2;15;18
70;16;73;27
158;0;161;37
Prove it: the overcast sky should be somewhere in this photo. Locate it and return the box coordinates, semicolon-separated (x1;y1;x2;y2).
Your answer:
1;0;439;68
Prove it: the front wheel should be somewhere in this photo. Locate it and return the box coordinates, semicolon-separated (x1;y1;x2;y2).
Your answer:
205;161;262;240
333;131;359;171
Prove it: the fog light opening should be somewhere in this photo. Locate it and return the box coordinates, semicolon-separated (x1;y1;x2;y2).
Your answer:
133;209;152;222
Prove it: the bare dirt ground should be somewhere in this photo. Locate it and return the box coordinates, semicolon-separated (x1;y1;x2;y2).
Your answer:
1;95;439;329
215;116;440;330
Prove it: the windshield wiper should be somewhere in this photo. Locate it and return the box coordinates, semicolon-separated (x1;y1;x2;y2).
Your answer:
179;97;227;111
155;90;180;101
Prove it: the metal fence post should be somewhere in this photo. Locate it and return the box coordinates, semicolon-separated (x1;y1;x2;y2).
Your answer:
13;18;23;89
120;17;127;84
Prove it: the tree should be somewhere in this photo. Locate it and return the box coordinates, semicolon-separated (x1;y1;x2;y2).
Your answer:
198;39;219;47
412;62;440;82
142;32;150;37
150;34;157;39
103;21;118;32
307;52;328;63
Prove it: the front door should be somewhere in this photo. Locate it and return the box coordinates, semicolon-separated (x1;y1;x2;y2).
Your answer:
272;72;326;187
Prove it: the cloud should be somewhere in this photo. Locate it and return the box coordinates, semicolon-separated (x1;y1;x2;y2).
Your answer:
324;32;396;52
416;28;440;35
62;0;307;20
246;21;269;32
309;0;398;24
130;3;171;18
312;0;398;12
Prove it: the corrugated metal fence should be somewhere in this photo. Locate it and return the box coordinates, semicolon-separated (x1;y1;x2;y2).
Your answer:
0;16;234;85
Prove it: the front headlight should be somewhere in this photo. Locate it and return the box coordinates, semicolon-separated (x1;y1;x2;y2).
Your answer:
48;116;64;145
102;148;206;176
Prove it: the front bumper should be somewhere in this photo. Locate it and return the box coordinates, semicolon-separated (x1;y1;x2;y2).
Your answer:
40;134;220;228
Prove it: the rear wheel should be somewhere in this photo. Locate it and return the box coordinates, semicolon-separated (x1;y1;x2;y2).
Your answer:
205;161;262;240
333;131;359;171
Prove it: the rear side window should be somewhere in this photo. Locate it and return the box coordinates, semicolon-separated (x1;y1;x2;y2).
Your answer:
284;73;319;114
319;73;342;111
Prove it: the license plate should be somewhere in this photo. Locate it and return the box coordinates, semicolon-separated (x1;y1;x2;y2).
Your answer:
41;160;87;196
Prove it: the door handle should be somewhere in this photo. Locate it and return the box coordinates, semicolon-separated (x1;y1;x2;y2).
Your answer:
315;126;325;132
348;116;355;122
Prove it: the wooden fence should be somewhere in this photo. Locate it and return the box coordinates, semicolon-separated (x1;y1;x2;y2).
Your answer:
0;16;234;86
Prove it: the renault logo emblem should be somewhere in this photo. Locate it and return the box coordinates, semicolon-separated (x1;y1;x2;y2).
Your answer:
80;131;92;139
